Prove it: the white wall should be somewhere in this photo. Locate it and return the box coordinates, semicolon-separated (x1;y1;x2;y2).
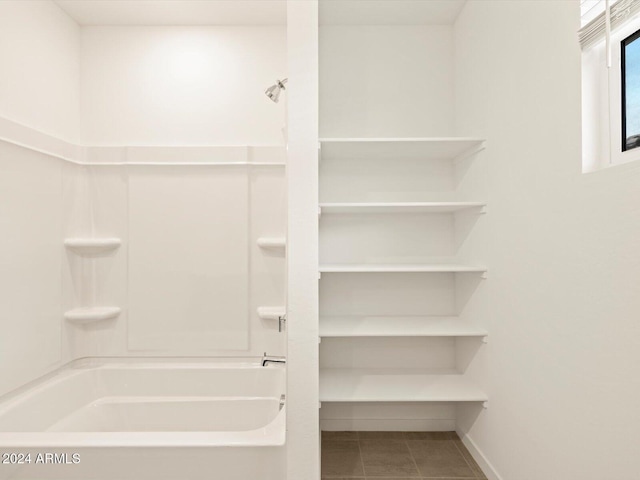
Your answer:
80;26;286;146
286;2;320;479
454;2;640;479
0;4;286;147
320;25;454;138
0;1;80;143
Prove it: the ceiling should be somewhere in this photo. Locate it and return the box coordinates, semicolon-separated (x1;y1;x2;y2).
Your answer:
54;1;287;26
320;0;466;26
54;0;466;27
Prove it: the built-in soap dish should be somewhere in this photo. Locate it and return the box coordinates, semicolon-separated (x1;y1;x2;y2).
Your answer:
64;238;121;255
257;237;286;250
64;307;121;325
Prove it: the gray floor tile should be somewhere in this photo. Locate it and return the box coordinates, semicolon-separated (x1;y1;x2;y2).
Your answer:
321;432;487;480
322;440;365;477
407;440;476;478
359;439;420;477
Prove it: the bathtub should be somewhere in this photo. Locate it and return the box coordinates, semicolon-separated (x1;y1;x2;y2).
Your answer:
0;359;286;480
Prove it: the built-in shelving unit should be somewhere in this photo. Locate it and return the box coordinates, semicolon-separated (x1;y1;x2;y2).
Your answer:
257;237;286;249
319;202;486;214
64;306;121;325
320;316;487;338
318;135;488;427
257;306;286;320
64;237;121;255
319;264;487;274
320;369;487;403
319;137;485;161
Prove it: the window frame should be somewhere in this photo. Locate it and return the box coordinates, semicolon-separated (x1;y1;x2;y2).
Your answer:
620;27;640;152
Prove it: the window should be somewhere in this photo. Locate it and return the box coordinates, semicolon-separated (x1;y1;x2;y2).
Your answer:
580;0;640;171
621;28;640;151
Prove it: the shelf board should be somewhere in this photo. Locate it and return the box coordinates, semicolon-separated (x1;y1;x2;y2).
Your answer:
64;307;121;325
257;306;286;320
320;316;487;338
64;238;121;255
319;264;487;274
319;202;486;214
320;368;488;403
257;237;286;249
319;137;485;161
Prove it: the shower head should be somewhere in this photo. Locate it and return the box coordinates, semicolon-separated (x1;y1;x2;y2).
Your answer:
265;78;288;103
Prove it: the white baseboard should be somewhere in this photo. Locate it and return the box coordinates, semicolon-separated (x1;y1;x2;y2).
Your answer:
456;430;502;480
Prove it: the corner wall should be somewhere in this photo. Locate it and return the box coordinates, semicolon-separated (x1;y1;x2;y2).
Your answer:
454;2;640;479
0;0;80;398
0;1;80;143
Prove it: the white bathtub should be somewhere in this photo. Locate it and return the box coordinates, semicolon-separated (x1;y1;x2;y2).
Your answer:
0;359;286;480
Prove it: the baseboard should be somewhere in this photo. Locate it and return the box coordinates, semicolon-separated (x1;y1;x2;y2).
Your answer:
456;430;502;480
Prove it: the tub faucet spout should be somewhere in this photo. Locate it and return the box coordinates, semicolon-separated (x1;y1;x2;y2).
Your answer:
262;352;286;367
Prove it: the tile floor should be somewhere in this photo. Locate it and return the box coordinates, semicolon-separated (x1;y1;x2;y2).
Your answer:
321;431;487;479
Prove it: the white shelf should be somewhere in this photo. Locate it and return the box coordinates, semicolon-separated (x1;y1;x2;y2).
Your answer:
257;237;286;249
64;307;121;325
257;306;286;320
319;202;486;214
64;238;121;255
319;137;485;161
319;264;487;274
320;368;488;403
320;316;487;338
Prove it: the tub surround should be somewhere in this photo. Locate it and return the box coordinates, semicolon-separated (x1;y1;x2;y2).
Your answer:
0;118;287;398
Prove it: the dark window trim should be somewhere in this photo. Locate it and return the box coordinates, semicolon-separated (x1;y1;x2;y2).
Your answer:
621;28;640;152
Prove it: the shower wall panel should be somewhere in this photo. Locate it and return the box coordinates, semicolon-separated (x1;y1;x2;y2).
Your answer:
127;166;250;352
0;142;67;397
